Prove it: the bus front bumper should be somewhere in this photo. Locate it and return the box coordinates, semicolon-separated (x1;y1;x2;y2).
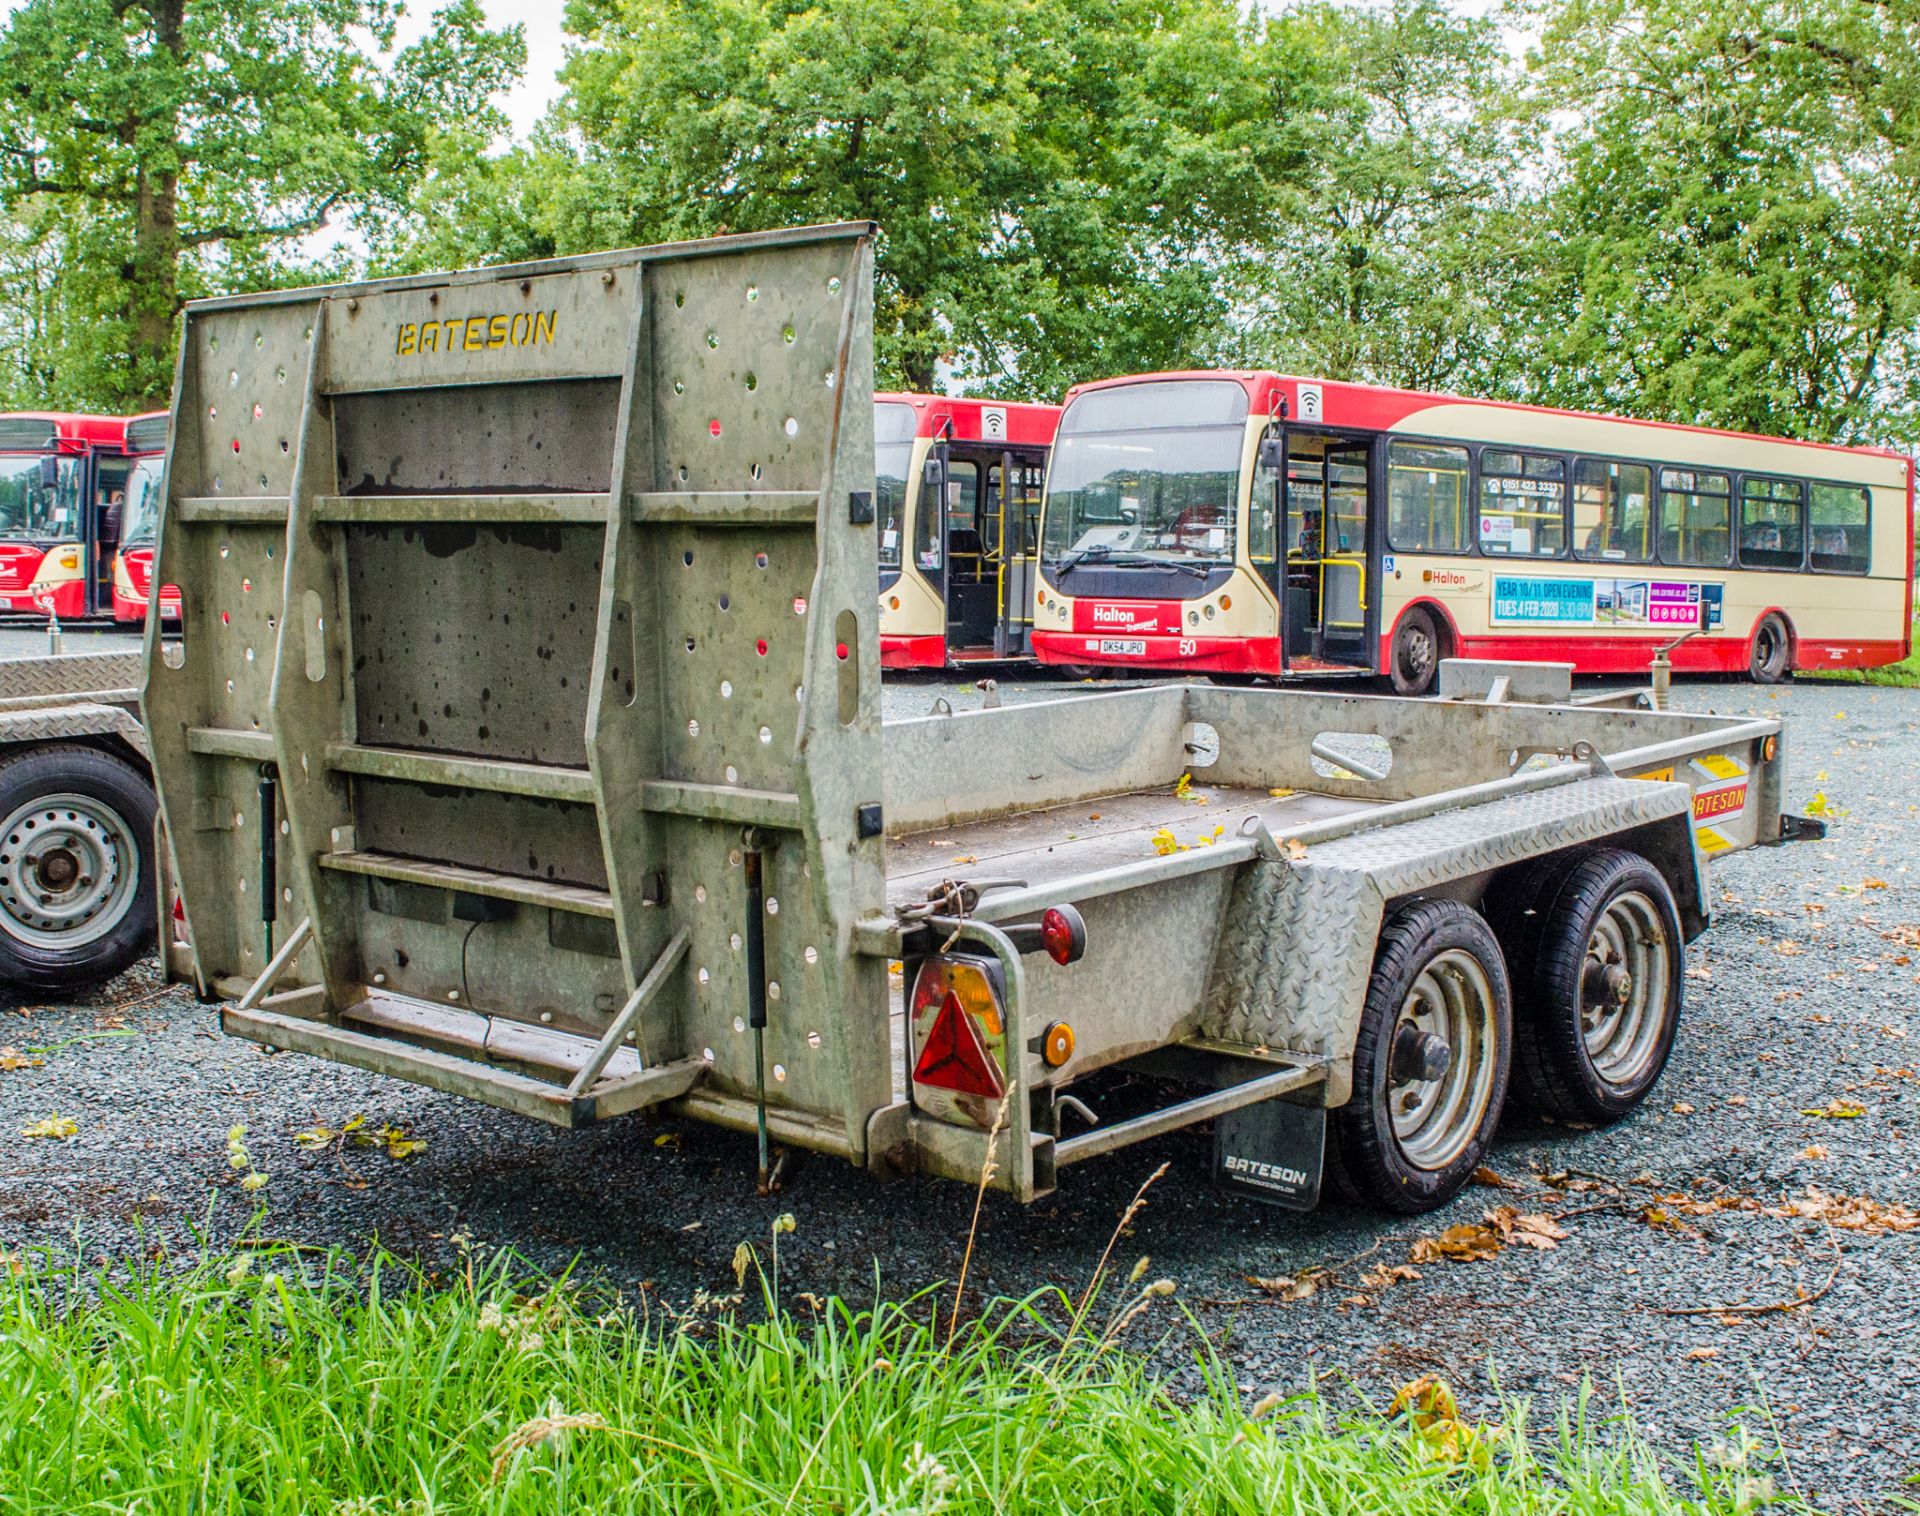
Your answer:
1032;631;1282;676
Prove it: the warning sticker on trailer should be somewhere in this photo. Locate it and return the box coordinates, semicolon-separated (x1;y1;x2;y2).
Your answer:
1630;751;1749;843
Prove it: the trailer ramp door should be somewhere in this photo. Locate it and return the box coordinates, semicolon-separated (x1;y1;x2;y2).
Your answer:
142;226;895;1159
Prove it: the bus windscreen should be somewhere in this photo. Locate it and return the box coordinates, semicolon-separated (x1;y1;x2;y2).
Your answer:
0;454;79;541
875;401;916;575
119;455;166;547
1042;380;1247;570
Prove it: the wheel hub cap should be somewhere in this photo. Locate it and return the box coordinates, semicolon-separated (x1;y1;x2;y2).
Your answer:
0;793;138;951
1388;948;1498;1172
1579;890;1670;1089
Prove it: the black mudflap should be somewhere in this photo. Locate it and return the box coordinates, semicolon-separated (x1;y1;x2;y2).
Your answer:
1214;1098;1326;1210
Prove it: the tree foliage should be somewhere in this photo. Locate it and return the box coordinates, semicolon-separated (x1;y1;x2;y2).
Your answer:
0;0;525;409
390;0;1313;395
1514;0;1920;442
0;0;1916;449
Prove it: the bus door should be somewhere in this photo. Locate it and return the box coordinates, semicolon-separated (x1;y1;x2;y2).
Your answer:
986;450;1046;657
91;451;131;616
915;440;949;612
1282;433;1372;670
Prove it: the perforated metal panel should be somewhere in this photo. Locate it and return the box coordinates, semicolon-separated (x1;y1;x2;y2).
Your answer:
144;225;892;1154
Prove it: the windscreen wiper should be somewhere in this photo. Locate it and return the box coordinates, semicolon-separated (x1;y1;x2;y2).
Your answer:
1053;542;1118;573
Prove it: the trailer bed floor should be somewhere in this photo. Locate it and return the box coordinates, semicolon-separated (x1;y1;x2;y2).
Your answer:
885;781;1379;907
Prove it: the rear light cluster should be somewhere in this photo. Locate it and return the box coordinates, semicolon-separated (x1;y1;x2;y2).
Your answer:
909;957;1007;1114
907;902;1090;1129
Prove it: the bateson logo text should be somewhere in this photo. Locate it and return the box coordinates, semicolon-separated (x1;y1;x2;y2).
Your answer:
393;309;558;357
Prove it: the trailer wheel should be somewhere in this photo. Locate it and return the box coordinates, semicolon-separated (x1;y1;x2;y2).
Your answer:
1388;607;1443;697
1748;615;1791;684
0;745;157;992
1332;899;1511;1213
1509;849;1682;1124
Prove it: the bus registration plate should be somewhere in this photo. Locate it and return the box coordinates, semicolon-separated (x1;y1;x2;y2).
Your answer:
1098;638;1147;656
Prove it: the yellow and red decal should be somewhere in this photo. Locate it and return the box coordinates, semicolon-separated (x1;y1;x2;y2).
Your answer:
1635;751;1750;853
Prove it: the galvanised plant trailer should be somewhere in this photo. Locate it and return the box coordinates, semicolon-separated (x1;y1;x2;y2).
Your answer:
141;224;1813;1214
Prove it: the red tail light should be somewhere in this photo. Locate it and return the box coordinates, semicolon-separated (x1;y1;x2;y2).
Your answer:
1040;905;1086;965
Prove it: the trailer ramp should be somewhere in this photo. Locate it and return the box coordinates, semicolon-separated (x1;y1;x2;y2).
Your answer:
143;225;897;1156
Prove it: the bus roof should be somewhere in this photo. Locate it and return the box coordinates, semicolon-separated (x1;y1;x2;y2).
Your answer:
0;411;130;453
876;391;1062;448
1060;371;1913;470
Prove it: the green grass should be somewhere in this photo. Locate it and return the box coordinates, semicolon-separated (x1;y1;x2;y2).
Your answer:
0;1236;1800;1515
1800;613;1920;686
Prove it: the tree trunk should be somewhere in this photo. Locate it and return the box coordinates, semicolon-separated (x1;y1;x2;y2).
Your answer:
125;0;186;411
128;164;180;411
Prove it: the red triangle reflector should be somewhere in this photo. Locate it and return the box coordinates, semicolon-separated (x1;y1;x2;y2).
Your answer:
913;988;1005;1100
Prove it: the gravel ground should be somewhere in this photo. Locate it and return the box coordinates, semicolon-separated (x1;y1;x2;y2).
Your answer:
1;666;1916;1508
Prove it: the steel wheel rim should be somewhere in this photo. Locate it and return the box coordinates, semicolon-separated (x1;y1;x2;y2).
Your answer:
1389;947;1498;1171
0;792;140;950
1755;625;1781;674
1581;889;1669;1089
1401;623;1435;681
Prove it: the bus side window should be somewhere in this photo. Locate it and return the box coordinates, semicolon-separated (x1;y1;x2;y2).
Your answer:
1386;441;1469;553
1574;459;1652;563
1809;481;1870;574
1657;468;1732;567
1478;449;1565;557
1738;477;1804;570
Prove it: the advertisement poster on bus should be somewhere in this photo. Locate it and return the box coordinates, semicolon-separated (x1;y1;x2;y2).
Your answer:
1491;576;1723;630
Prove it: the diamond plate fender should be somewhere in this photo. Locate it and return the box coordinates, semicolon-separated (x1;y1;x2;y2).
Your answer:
1196;776;1697;1106
0;701;146;754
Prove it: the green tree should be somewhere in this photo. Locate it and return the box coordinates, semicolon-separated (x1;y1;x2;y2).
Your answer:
1219;0;1531;396
390;0;1309;397
0;0;525;410
1515;0;1920;444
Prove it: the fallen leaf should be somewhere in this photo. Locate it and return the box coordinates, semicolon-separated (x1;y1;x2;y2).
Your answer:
1671;1102;1696;1115
1685;1347;1720;1362
1799;1145;1829;1160
1359;1263;1420;1292
1268;787;1295;799
0;1047;42;1072
1471;1166;1518;1189
1248;1266;1330;1302
950;854;978;864
1801;1099;1865;1119
1282;838;1308;862
1388;1377;1499;1469
1766;1187;1919;1235
1864;878;1889;890
22;1114;76;1140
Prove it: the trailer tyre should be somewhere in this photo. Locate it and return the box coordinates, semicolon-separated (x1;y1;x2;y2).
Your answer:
1332;899;1511;1214
0;745;157;992
1388;607;1443;697
1509;849;1682;1124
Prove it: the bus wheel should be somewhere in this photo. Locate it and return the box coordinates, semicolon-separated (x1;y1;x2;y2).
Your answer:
1748;615;1791;684
1510;849;1682;1124
1331;899;1511;1214
0;745;157;992
1388;607;1443;697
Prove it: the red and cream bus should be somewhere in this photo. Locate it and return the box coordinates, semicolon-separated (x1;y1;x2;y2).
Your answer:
109;411;177;623
877;392;1063;668
1032;372;1913;693
0;411;143;619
